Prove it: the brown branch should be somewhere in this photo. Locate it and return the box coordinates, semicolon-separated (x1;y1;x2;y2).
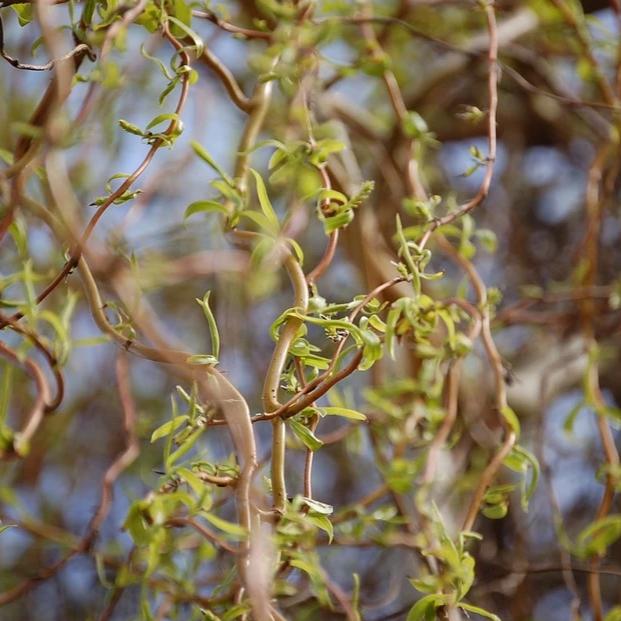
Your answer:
77;255;262;610
0;18;190;330
423;299;482;484
166;516;238;554
307;167;339;285
434;233;516;532
204;277;405;429
199;47;252;113
586;352;620;621
83;352;139;545
0;340;51;459
536;351;584;619
192;8;272;40
0;311;64;413
262;253;308;511
420;0;499;247
0;547;80;605
549;0;616;106
357;3;427;201
0;16;91;71
0;0;67;5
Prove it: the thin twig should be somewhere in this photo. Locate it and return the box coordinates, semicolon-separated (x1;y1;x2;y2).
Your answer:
420;1;499;247
83;352;140;544
192;9;271;40
0;16;91;71
199;47;252;113
0;340;51;458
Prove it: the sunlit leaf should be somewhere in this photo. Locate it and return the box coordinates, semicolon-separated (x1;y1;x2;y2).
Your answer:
289;418;324;451
150;415;189;443
321;406;367;421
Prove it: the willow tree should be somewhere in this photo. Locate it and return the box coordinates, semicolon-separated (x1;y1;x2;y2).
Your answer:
1;0;620;620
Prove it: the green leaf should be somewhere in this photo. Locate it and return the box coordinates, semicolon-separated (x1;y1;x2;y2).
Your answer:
289;418;324;451
316;188;348;204
150;415;189;443
11;3;32;26
240;210;279;236
196;292;220;360
575;514;621;558
0;523;16;536
402;111;429;139
352;573;361;620
184;200;229;219
458;602;501;621
503;445;540;510
124;500;152;546
176;467;206;497
118;119;145;137
321;406;367;421
173;0;192;27
297;496;334;515
0;148;14;165
103;172;132;193
0;364;13;425
287;238;304;264
167;16;204;57
166;426;204;468
203;513;248;539
221;604;251;621
191;141;233;185
307;514;334;543
475;229;498;254
250;169;280;232
604;606;621;621
140;44;175;80
481;502;508;519
500;405;520;436
310;138;346;165
321;208;354;234
159;79;179;105
406;594;450;621
360;329;382;371
145;112;180;130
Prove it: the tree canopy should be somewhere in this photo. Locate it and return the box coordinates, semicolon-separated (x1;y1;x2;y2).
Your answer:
1;1;621;620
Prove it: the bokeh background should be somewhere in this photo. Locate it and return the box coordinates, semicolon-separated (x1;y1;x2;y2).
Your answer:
1;1;621;619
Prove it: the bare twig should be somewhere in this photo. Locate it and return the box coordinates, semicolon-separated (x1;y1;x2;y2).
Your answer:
0;16;91;71
84;352;139;543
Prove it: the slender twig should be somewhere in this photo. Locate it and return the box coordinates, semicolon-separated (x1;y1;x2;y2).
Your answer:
307;167;339;285
0;310;64;412
549;0;616;106
262;254;308;512
199;47;252;113
0;16;91;71
577;145;619;621
18;193;260;609
192;9;271;40
166;516;237;554
73;0;148;126
536;350;584;619
420;1;499;247
423;299;482;484
83;352;139;544
358;2;427;201
0;340;51;458
435;234;516;532
0;19;190;330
